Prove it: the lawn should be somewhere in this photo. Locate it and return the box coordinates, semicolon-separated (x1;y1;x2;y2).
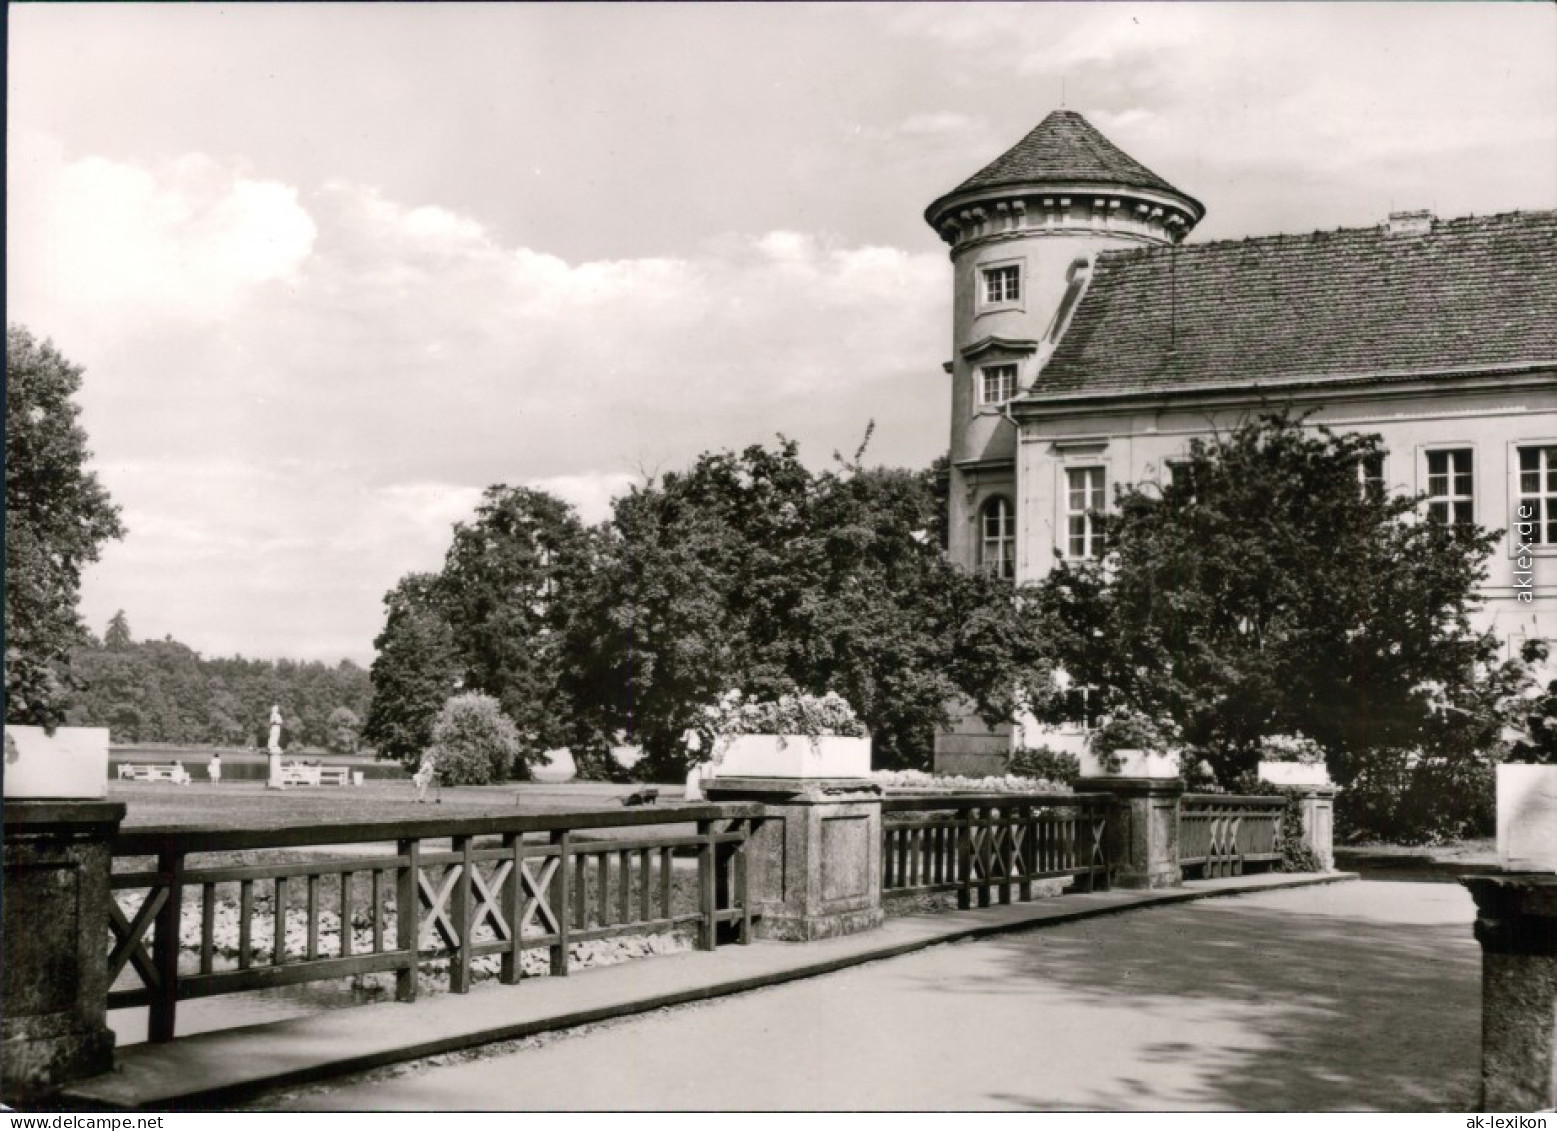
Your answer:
112;779;655;829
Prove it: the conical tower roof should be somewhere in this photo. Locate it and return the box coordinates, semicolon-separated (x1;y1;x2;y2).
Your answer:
925;109;1203;236
955;110;1189;199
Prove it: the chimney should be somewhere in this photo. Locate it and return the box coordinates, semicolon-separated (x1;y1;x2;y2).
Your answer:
1386;209;1434;236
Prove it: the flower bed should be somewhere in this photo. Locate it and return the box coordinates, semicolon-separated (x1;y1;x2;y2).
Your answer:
873;769;1072;794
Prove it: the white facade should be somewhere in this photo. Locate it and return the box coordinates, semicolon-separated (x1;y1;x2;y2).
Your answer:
1014;373;1557;652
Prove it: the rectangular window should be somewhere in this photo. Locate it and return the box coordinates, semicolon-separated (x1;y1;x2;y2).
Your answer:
1064;686;1107;730
1518;445;1557;544
1166;460;1195;498
1066;467;1106;559
979;364;1017;405
982;264;1021;304
980;497;1015;580
1425;449;1474;525
1359;452;1386;500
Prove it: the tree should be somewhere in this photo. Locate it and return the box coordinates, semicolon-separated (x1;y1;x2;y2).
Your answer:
426;692;521;786
326;706;361;755
560;479;747;780
562;438;1057;777
438;486;590;771
5;326;125;727
104;610;133;651
791;461;1056;768
363;573;462;766
1034;412;1505;793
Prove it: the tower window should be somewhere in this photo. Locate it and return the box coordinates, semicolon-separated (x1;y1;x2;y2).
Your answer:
1066;467;1106;559
979;496;1016;580
979;364;1017;406
1425;449;1474;525
982;264;1021;304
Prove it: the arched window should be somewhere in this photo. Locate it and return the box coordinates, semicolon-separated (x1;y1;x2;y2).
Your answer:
979;496;1015;580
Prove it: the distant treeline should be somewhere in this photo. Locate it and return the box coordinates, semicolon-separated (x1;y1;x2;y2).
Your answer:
65;611;372;750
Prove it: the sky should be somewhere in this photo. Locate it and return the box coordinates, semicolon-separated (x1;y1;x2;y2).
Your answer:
8;2;1556;666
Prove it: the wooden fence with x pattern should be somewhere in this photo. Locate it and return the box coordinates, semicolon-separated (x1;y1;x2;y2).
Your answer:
879;793;1111;907
1178;794;1284;879
108;804;762;1043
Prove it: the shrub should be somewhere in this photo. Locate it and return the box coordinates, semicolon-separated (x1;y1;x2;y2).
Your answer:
1088;709;1175;755
1009;745;1080;786
326;707;361;756
1507;641;1557;765
1227;775;1324;872
1257;733;1327;765
1334;747;1495;845
1272;789;1324;872
425;692;522;786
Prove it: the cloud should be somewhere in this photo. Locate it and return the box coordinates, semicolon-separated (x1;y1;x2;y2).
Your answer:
887;4;1557;240
524;473;641;525
9;136;316;343
14;143;947;663
896;112;981;138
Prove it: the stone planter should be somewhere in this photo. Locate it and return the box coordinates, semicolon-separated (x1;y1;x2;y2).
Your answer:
1257;760;1332;787
712;734;871;780
3;727;109;800
1497;763;1557;873
1078;747;1179;779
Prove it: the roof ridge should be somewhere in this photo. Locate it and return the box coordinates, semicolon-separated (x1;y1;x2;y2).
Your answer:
1034;205;1557;401
1092;207;1557;263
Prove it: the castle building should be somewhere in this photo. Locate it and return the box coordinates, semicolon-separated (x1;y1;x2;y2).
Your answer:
927;110;1557;774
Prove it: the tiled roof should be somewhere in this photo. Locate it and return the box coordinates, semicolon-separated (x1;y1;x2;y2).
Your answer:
946;110;1196;206
1031;210;1557;400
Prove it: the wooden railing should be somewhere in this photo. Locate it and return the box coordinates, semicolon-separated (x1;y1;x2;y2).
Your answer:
1178;794;1283;879
107;804;761;1042
880;793;1110;907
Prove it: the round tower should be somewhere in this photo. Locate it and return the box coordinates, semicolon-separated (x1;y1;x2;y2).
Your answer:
926;109;1202;577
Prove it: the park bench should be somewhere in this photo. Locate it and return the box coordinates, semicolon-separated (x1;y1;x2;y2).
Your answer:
117;763;192;785
279;762;357;787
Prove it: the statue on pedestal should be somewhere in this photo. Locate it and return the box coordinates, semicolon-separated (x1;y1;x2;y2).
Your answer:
266;705;285;789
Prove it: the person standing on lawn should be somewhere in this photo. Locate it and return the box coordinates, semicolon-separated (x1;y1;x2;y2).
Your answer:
209;751;222;783
413;754;438;803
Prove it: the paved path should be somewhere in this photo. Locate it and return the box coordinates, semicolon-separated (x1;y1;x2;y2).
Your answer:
266;880;1478;1112
65;873;1347;1110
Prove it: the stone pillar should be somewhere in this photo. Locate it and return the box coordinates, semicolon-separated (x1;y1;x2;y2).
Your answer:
3;800;126;1103
1460;875;1557;1112
1078;777;1184;889
705;779;884;941
1297;786;1337;871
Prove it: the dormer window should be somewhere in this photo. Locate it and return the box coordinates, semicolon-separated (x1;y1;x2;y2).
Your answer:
979;364;1017;406
983;264;1021;304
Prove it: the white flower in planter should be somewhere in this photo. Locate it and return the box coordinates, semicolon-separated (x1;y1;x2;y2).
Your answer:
705;691;871;779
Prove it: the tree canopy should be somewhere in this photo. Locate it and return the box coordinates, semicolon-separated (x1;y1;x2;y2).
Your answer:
439;485;590;768
5;326;125;727
362;573;462;766
65;611;372;749
558;438;1054;779
366;437;1053;780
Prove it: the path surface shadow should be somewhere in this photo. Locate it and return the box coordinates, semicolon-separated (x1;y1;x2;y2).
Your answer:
940;883;1480;1111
